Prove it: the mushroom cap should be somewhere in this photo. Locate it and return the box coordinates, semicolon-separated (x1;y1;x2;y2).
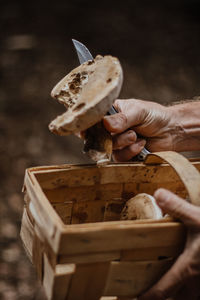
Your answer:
49;55;123;136
120;193;163;220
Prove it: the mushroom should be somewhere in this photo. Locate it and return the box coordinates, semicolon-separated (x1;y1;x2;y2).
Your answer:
120;193;163;220
49;55;123;164
49;55;123;136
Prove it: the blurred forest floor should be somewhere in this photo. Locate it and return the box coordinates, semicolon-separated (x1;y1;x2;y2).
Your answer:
1;1;200;299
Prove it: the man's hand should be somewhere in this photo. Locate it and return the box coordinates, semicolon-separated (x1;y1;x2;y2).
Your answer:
138;188;200;300
103;99;177;161
103;98;200;161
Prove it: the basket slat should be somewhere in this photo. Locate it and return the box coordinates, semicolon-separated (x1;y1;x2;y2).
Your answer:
104;259;173;297
59;222;185;255
43;254;75;300
67;262;110;300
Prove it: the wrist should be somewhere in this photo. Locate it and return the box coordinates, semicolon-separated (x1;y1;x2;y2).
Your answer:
166;102;200;152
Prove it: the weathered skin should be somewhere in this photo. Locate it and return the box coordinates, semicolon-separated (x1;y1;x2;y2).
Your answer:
103;98;200;161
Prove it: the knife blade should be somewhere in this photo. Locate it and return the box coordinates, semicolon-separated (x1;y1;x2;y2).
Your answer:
72;39;118;116
72;39;150;160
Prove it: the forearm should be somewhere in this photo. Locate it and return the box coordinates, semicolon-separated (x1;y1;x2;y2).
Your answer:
167;101;200;152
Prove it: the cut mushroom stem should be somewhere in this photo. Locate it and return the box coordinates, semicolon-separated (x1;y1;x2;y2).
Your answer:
83;121;112;164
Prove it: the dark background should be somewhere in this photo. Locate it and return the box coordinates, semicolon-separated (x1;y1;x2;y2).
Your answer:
1;1;200;299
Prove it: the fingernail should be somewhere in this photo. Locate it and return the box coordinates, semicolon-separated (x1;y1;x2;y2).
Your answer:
127;131;136;142
154;188;165;198
104;115;116;123
103;116;116;130
104;113;126;133
154;188;169;206
103;116;110;123
137;139;146;147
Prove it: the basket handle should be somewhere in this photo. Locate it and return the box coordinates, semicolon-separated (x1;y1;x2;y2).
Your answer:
144;151;200;206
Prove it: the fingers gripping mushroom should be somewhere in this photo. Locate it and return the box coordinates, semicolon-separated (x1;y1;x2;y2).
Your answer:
49;55;123;164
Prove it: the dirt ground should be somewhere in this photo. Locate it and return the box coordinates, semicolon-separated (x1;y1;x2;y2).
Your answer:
1;1;200;299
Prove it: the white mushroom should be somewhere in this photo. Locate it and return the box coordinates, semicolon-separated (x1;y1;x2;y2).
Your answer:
120;193;163;220
49;55;123;136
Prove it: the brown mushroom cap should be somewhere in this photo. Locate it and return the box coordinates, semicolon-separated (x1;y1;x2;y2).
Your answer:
120;193;163;220
49;55;123;136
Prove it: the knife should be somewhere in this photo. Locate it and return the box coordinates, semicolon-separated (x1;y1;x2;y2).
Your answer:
72;39;150;160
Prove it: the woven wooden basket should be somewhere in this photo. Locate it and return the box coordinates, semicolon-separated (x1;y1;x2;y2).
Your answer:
20;151;200;300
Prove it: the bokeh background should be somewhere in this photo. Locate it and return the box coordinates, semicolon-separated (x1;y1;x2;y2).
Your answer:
1;0;200;299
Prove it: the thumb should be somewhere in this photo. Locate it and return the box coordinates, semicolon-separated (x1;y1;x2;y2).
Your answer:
103;99;147;133
154;188;200;228
138;251;191;300
103;112;131;133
